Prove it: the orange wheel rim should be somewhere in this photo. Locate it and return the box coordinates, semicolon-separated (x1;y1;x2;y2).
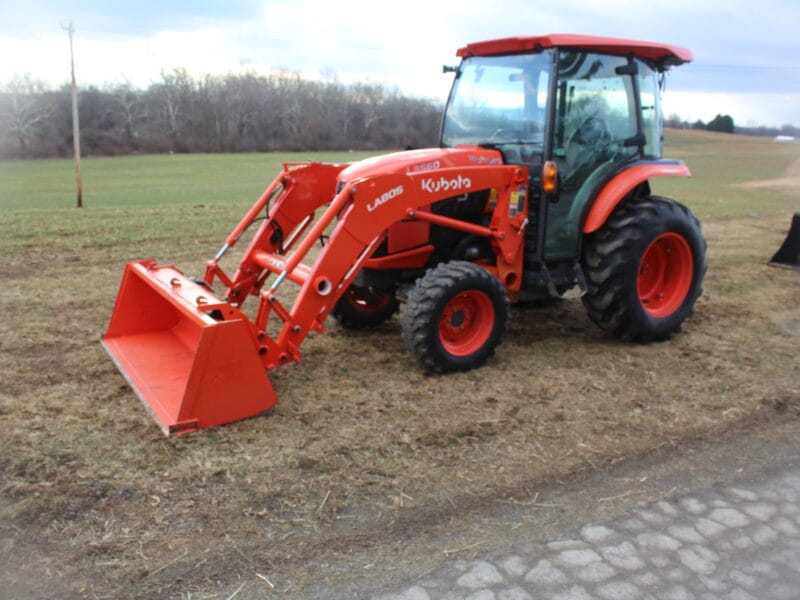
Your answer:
637;232;693;318
438;290;495;356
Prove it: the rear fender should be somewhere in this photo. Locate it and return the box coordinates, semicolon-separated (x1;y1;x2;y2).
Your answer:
582;162;691;233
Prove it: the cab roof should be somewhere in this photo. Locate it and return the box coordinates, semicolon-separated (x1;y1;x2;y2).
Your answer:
457;34;693;69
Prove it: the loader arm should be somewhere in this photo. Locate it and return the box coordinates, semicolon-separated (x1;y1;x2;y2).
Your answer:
211;158;530;370
103;154;529;434
202;162;347;304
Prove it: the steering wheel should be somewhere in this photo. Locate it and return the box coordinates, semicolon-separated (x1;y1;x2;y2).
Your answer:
564;115;612;188
569;116;611;148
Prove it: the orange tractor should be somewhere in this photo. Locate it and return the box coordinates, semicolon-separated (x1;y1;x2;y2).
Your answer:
103;34;706;435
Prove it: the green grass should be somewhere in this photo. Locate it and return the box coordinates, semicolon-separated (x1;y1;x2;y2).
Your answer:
0;151;378;210
0;151;379;259
0;132;797;259
655;130;800;220
2;132;797;218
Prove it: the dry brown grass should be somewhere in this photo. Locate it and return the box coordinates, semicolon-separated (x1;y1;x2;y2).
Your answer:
1;131;799;598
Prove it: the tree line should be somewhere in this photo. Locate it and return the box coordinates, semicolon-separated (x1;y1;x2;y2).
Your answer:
665;113;737;133
665;112;800;138
5;72;794;160
0;70;443;159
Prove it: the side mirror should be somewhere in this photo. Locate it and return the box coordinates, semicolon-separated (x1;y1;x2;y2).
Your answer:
615;62;639;76
623;134;647;148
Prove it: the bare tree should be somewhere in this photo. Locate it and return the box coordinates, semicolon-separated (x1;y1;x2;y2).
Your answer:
0;70;442;157
155;68;196;151
112;83;147;148
0;75;51;155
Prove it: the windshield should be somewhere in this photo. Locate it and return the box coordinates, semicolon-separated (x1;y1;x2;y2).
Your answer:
442;51;554;149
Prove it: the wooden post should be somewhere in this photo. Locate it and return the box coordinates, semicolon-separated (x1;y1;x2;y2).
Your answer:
65;22;83;208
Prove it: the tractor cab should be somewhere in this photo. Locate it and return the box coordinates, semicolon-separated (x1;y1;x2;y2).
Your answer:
442;35;691;265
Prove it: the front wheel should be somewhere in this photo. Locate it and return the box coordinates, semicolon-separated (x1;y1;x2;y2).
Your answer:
582;196;707;342
402;261;509;372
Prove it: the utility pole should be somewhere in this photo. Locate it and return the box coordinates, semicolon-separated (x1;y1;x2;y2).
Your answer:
64;22;83;208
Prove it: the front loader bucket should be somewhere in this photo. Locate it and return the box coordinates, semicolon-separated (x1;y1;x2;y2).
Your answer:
770;212;800;271
102;260;277;435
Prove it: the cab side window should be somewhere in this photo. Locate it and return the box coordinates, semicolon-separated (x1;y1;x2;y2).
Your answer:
553;51;638;187
637;59;663;159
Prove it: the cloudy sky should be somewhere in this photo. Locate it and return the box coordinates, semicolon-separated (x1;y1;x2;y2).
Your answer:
1;0;798;127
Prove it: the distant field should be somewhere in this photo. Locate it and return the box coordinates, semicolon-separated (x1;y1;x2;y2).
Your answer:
0;150;377;210
654;129;800;219
1;131;798;599
1;131;796;265
0;130;797;216
0;150;378;269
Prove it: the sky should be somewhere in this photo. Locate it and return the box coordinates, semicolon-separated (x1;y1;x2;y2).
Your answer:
1;0;799;128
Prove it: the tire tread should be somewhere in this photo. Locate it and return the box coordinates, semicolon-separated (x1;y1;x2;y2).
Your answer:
582;196;707;342
402;261;509;372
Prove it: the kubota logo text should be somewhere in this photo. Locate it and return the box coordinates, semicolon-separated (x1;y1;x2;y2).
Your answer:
420;175;472;194
367;185;404;212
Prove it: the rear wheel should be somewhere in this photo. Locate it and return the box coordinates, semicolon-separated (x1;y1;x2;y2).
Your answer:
582;196;706;341
332;285;399;328
402;261;509;372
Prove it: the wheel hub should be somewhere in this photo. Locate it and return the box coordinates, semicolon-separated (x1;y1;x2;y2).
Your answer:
449;309;466;328
637;232;694;318
438;291;495;357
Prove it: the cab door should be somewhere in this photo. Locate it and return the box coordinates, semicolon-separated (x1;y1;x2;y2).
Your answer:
544;51;641;261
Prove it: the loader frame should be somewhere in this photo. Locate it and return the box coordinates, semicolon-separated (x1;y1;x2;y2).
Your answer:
203;157;529;369
103;151;531;433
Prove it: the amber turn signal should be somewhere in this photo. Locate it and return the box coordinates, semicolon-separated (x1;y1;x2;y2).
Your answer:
542;161;558;194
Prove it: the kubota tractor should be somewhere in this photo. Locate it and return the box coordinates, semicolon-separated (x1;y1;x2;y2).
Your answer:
103;34;707;435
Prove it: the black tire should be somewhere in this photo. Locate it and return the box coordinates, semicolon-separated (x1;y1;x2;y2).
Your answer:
332;285;399;328
582;196;707;342
402;261;509;372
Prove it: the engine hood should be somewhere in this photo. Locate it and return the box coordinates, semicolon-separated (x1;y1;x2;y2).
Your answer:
338;146;504;183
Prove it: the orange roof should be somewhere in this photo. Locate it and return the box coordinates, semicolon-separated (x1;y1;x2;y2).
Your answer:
457;34;693;68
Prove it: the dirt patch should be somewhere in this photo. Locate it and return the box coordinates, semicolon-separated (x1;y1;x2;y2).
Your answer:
739;175;800;190
738;157;800;190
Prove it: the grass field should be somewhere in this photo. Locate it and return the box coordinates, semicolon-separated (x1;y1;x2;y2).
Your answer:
0;151;380;210
1;131;799;599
